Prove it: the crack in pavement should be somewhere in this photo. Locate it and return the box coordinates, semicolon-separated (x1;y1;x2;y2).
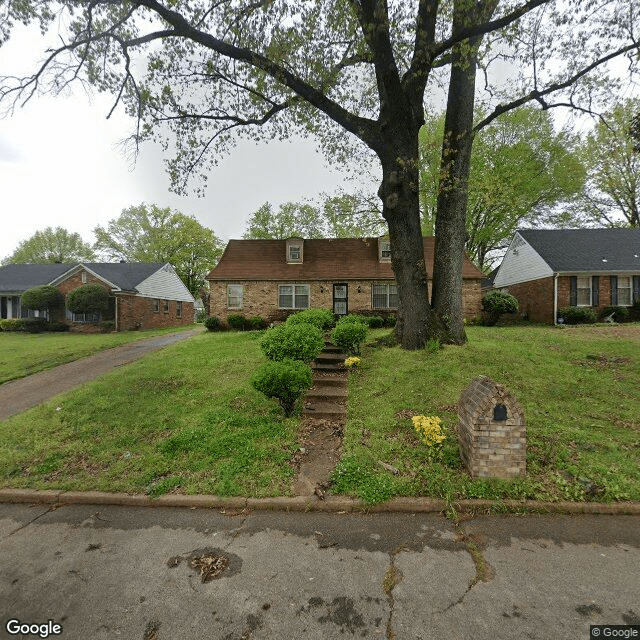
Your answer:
1;506;54;541
383;548;404;640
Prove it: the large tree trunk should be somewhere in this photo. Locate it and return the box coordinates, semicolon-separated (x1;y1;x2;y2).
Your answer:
431;2;490;345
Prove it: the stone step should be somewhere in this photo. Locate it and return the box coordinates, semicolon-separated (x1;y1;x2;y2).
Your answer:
306;386;347;400
315;352;346;364
312;375;346;387
322;345;344;353
312;362;345;371
302;401;346;418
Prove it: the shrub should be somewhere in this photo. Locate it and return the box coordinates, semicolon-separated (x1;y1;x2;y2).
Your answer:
21;285;64;312
249;315;267;330
482;290;519;325
47;321;70;332
331;317;368;354
384;314;396;328
599;306;630;323
24;317;49;333
286;308;335;331
337;314;369;325
227;313;247;331
99;320;115;333
260;322;324;362
557;307;597;325
67;285;110;314
251;359;313;417
365;315;384;328
0;319;27;331
204;316;223;331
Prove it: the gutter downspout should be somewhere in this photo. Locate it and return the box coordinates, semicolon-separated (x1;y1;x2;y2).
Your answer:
115;295;119;332
553;273;558;325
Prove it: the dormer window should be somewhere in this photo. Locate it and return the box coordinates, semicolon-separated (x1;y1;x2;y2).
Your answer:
378;237;391;262
286;238;304;263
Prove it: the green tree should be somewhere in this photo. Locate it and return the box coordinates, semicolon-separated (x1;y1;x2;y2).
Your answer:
3;227;96;265
420;108;586;271
21;285;64;313
577;98;640;227
243;202;325;239
94;204;223;295
2;2;637;348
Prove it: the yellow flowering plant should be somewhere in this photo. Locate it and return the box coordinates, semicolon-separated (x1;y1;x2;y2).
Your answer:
344;356;361;368
411;415;446;454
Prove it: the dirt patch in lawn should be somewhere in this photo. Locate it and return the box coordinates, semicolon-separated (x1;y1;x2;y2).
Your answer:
291;417;344;498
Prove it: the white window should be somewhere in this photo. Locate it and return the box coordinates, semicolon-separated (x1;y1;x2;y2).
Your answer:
279;284;310;309
289;245;301;261
577;276;591;306
176;301;182;318
81;271;87;284
152;299;160;313
618;276;632;306
372;282;398;309
227;284;244;309
66;309;100;323
381;241;391;260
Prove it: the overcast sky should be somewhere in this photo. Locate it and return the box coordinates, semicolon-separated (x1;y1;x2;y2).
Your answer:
0;25;358;262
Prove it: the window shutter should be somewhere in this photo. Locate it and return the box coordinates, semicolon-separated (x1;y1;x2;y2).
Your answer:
610;276;618;305
633;276;640;304
592;276;599;307
569;276;577;307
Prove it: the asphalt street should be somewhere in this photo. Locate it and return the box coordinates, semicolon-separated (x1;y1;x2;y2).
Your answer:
1;504;638;639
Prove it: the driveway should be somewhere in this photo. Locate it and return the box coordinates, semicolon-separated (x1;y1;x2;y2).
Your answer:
0;329;202;421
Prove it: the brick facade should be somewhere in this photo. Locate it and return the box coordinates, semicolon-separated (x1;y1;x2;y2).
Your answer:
209;279;482;324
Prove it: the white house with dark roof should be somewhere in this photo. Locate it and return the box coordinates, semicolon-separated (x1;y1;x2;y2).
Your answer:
0;262;195;331
493;229;640;324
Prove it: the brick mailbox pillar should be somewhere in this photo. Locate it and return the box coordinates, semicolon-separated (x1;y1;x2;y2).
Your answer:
458;377;526;479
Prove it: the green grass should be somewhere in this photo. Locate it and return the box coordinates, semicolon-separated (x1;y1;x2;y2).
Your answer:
0;325;197;384
0;331;298;497
332;324;640;504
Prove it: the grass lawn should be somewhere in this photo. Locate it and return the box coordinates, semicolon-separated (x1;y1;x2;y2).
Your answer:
0;331;298;497
0;324;197;384
332;324;640;504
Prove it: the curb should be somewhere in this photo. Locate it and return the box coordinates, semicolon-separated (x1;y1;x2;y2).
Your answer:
1;489;639;515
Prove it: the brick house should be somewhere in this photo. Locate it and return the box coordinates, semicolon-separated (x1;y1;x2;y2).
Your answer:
0;262;195;332
493;229;640;324
206;236;483;323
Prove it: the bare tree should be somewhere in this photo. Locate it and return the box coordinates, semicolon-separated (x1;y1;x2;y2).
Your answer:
1;1;638;347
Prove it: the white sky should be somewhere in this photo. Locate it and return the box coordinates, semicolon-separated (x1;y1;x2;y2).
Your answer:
0;26;354;262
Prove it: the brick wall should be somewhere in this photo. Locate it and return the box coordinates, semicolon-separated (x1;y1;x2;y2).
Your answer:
209;279;482;323
503;277;555;324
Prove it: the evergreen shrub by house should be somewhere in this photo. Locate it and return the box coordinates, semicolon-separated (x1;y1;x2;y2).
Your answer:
227;313;247;330
0;319;27;331
260;322;324;362
204;316;223;331
249;315;267;330
365;315;384;328
286;308;335;331
331;316;368;354
384;314;396;327
21;285;64;313
482;290;519;325
599;306;630;323
66;284;110;314
251;359;313;417
558;307;597;324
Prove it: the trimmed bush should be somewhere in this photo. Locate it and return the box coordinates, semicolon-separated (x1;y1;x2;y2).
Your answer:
260;322;324;362
0;319;27;332
251;359;313;417
24;317;49;333
67;285;110;314
21;285;64;312
204;316;223;331
47;321;70;332
331;317;368;354
337;314;369;325
248;315;267;330
599;306;630;323
482;290;519;325
227;313;247;331
365;315;384;328
557;307;597;325
286;308;335;331
99;320;115;333
384;314;396;328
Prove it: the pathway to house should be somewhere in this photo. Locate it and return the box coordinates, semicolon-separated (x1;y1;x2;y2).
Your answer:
293;340;347;497
0;328;202;421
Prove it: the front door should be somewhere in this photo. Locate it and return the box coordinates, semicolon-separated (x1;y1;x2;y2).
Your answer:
333;283;348;316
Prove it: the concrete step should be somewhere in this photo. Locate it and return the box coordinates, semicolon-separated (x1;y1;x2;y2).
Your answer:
302;401;346;418
315;352;346;364
322;345;344;353
306;386;347;400
312;362;345;371
312;374;346;387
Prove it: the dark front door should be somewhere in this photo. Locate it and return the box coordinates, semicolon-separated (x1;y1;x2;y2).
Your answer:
0;297;7;319
333;283;348;316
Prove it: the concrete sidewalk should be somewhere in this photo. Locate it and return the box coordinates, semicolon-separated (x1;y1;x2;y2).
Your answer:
0;329;202;421
1;503;638;639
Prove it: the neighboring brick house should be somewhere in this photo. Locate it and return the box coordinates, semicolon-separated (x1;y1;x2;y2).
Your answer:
206;236;483;323
493;229;640;324
0;262;195;332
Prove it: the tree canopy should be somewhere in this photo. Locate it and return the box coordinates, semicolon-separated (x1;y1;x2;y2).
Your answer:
3;227;96;265
420;107;586;271
93;204;223;295
2;1;638;348
243;193;384;239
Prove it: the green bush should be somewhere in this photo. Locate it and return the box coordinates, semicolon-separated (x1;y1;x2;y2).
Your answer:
331;317;368;354
286;308;335;331
482;290;519;325
67;285;110;314
251;359;313;417
195;308;208;323
204;316;223;331
227;313;247;330
21;285;64;312
599;306;630;323
24;317;49;333
365;315;385;328
249;315;267;330
47;321;70;332
557;307;597;324
0;319;27;331
337;314;369;325
99;320;115;333
384;314;396;328
260;322;324;362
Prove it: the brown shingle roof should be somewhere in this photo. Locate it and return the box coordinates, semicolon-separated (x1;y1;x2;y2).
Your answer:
207;237;482;281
